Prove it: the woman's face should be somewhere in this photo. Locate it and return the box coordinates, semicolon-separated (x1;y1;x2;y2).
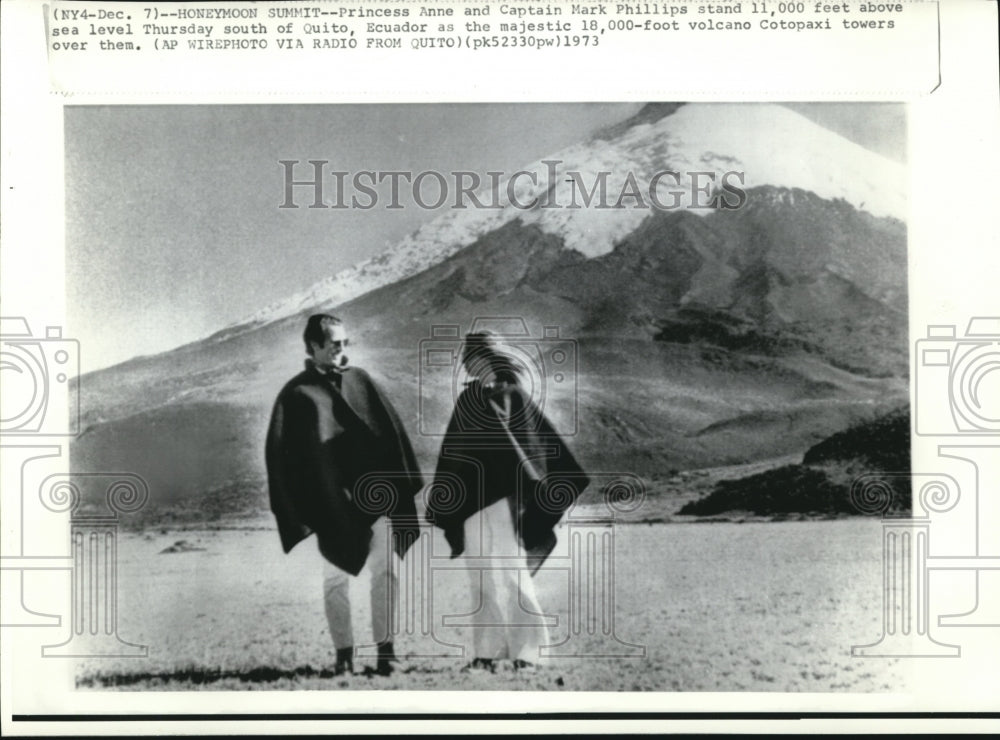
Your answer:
463;350;499;385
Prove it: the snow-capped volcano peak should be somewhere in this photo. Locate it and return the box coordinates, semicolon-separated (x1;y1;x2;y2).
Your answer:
235;103;904;330
633;103;905;221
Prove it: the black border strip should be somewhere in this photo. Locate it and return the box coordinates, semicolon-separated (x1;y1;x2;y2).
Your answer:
12;712;1000;722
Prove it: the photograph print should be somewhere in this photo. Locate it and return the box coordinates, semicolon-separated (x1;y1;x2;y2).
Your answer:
61;101;910;692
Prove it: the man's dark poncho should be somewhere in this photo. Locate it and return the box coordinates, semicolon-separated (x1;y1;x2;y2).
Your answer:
425;379;589;574
265;362;424;576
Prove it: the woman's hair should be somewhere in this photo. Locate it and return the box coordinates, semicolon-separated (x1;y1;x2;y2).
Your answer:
461;331;520;384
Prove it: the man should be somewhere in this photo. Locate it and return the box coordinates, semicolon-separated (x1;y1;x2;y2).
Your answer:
265;314;423;676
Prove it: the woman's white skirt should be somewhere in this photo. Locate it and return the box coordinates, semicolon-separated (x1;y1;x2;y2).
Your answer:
461;497;551;663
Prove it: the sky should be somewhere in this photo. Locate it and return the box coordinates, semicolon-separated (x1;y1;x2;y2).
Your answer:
64;103;905;374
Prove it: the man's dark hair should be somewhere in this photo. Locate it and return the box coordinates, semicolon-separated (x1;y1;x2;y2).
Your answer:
303;314;344;356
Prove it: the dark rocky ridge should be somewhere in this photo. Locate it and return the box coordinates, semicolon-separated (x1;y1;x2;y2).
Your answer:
678;406;911;518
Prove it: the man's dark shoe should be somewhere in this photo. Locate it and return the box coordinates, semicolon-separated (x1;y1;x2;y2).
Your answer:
462;657;496;673
375;641;397;677
334;646;354;676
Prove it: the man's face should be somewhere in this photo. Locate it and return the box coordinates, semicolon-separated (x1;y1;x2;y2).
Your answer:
311;323;349;371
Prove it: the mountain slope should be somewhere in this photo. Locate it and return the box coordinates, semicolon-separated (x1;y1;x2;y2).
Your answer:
221;103;904;336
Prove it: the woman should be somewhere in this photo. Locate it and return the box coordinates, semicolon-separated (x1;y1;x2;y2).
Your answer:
425;331;589;671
